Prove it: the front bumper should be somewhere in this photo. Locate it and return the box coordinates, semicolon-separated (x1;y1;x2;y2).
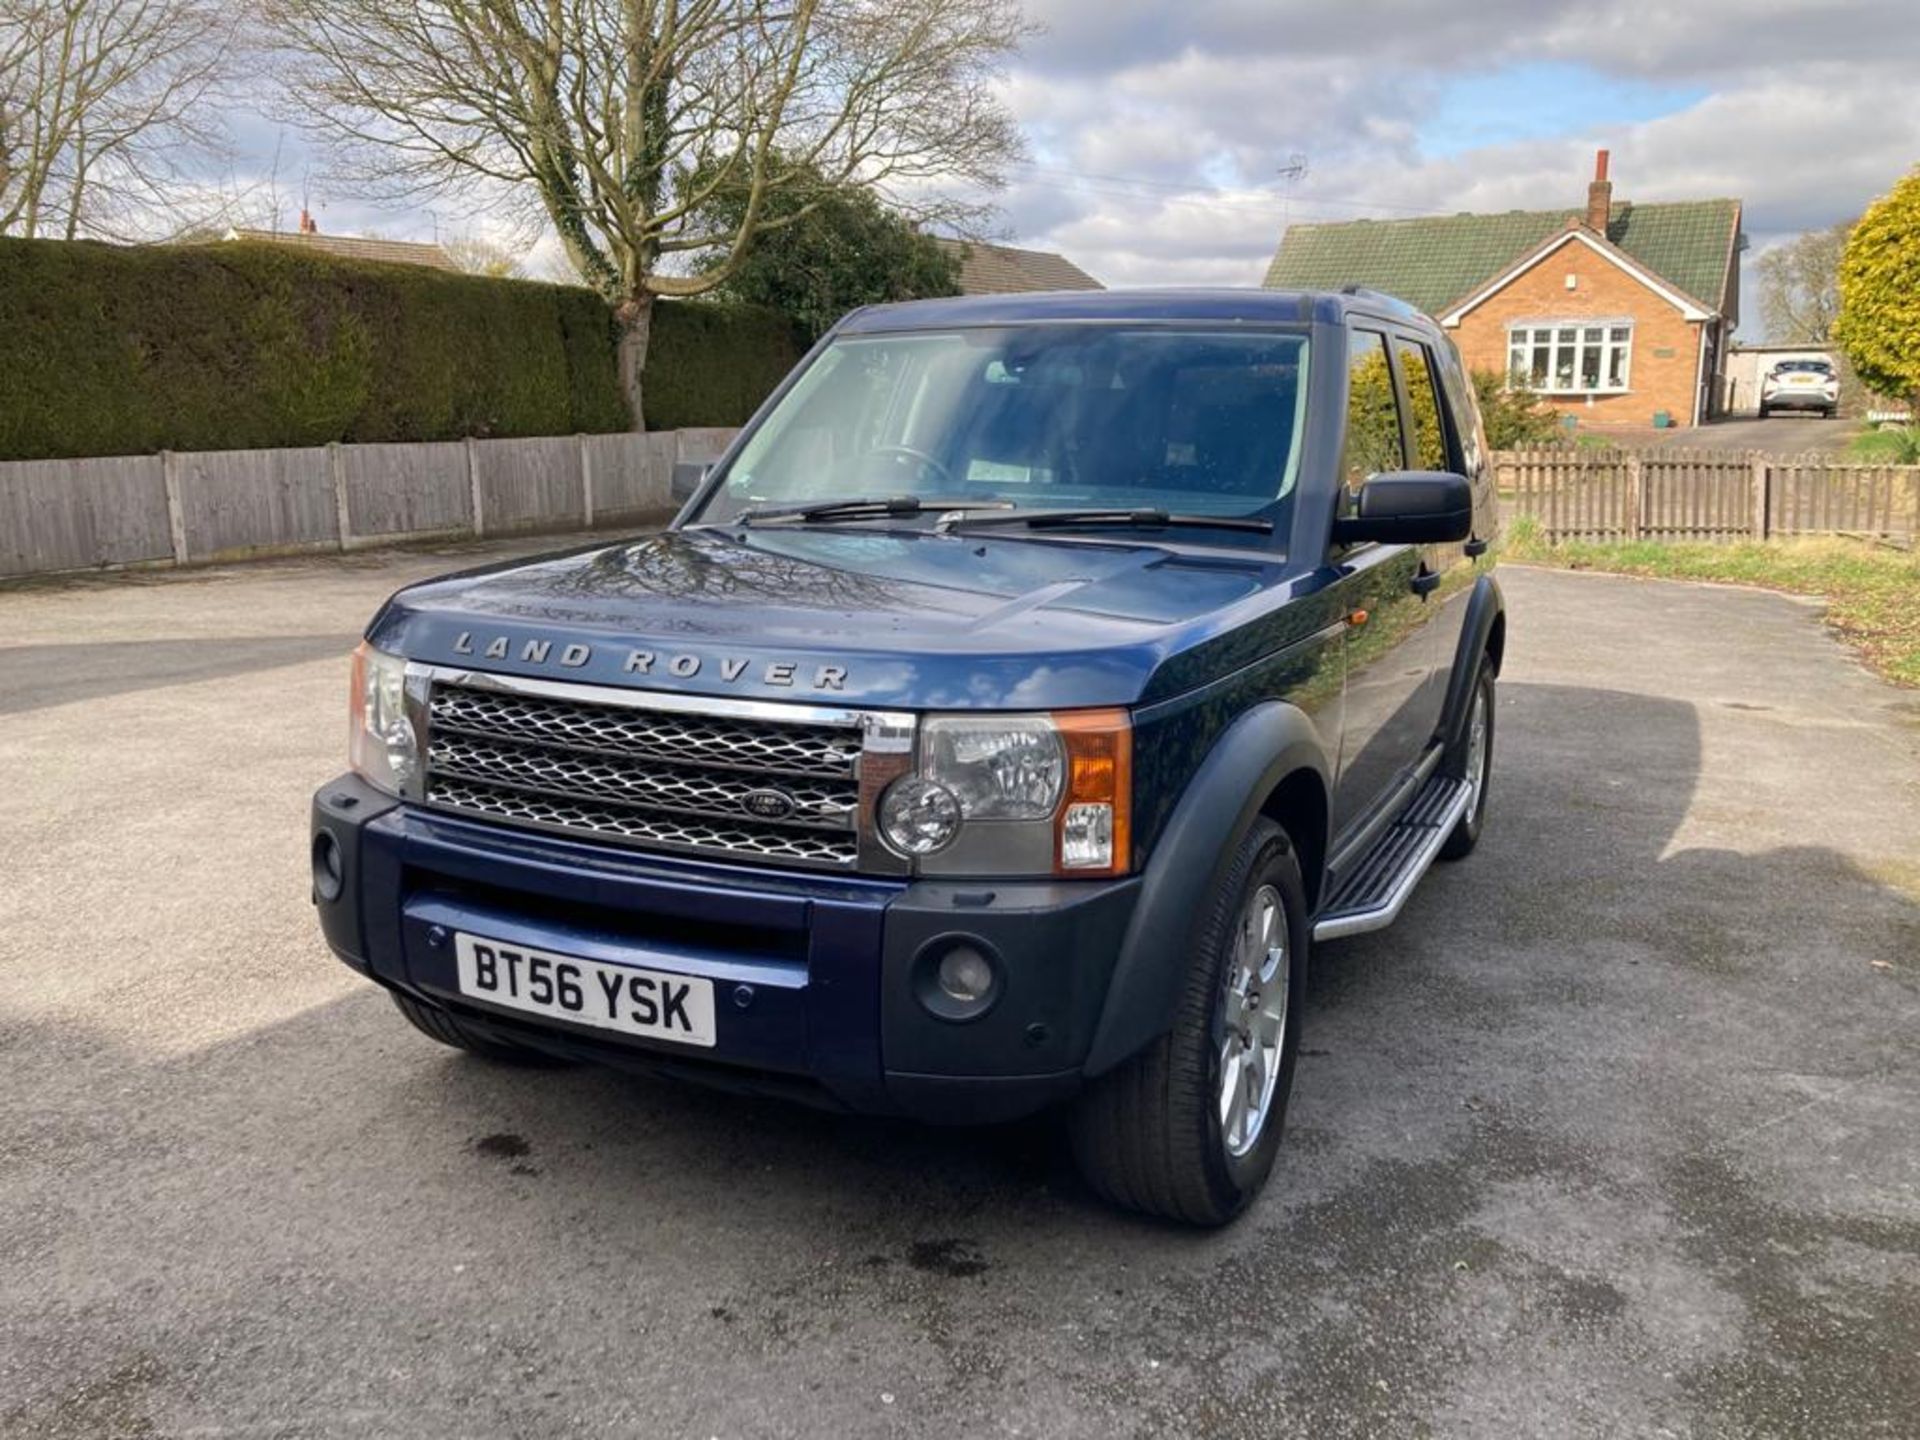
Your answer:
311;774;1139;1123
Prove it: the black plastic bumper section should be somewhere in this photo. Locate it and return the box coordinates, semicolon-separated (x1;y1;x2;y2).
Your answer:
310;775;1141;1123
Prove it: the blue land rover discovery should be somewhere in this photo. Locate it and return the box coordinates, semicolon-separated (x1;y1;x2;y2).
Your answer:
311;288;1505;1225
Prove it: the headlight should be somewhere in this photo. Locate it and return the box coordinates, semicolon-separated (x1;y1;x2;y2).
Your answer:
923;716;1064;819
348;642;421;796
877;709;1132;877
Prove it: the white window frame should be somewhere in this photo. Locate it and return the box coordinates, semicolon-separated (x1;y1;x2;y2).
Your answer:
1505;319;1634;395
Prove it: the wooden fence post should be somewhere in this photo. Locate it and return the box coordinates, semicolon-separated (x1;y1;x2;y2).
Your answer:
1751;455;1769;541
1625;452;1644;539
160;449;189;566
466;436;485;538
579;433;596;530
328;442;352;552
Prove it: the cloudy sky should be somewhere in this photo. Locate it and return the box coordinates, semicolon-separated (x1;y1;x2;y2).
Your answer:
238;0;1918;339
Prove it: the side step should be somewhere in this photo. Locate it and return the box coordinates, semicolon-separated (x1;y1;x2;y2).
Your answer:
1313;774;1473;941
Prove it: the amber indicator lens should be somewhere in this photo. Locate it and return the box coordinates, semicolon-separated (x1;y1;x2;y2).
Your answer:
1052;709;1133;876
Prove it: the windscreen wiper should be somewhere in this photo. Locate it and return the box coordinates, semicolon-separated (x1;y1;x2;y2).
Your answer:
732;496;1016;526
944;507;1275;534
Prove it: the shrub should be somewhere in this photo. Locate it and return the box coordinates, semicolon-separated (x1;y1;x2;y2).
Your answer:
689;157;961;342
643;300;805;430
1835;166;1920;405
1471;369;1562;449
0;236;801;458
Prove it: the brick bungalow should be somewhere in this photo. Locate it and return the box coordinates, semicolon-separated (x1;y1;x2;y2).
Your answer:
1264;154;1744;430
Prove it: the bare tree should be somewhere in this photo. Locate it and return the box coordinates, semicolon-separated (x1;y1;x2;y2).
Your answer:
0;0;239;241
263;0;1029;429
1754;221;1850;345
445;231;529;279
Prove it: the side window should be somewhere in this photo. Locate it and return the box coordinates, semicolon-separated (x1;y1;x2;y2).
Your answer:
1342;329;1404;497
1433;337;1487;478
1393;337;1452;472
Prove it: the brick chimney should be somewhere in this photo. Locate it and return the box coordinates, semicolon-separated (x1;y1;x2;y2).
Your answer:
1586;150;1612;234
298;208;318;235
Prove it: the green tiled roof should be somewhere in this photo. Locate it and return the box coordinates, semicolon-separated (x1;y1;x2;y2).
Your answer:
1263;199;1741;318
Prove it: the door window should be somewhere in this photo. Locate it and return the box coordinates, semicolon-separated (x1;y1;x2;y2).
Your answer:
1341;329;1404;496
1393;338;1453;472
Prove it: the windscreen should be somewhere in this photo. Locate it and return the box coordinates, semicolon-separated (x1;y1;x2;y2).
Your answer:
693;326;1311;533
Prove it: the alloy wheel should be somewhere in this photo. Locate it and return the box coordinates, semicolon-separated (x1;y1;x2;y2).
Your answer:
1217;882;1290;1158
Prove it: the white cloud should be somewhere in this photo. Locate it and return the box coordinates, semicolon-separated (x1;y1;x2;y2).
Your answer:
985;0;1918;333
193;0;1912;341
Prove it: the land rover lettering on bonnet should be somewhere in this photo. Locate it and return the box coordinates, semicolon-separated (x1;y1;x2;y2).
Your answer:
311;287;1506;1225
449;631;851;691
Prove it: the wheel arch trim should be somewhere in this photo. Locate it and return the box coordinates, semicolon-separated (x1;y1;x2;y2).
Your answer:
1085;702;1330;1076
1437;573;1506;747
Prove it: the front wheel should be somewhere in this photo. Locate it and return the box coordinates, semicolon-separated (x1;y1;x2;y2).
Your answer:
1070;818;1308;1226
390;991;570;1066
1439;659;1495;860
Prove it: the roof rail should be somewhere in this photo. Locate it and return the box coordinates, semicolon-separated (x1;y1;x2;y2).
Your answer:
1336;284;1427;320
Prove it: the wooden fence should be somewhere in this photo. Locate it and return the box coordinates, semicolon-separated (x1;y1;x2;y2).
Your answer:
1497;448;1920;545
0;427;739;579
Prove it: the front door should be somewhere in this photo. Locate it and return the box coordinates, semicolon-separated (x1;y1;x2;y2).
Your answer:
1393;333;1476;725
1329;328;1445;842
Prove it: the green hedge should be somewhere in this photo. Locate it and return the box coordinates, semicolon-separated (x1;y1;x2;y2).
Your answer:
0;236;800;459
644;296;804;431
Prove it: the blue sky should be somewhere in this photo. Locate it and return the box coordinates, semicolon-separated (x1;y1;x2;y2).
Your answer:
1420;65;1710;161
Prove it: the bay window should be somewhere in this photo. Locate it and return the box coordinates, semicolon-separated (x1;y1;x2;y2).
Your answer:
1506;321;1633;394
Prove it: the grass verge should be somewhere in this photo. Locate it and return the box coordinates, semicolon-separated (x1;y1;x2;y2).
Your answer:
1504;518;1920;687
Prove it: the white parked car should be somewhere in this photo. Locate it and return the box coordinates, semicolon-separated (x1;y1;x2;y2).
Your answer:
1760;358;1839;418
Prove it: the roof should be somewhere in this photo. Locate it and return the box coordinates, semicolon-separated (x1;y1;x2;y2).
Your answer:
934;239;1103;294
838;287;1373;333
222;228;460;272
1263;199;1742;317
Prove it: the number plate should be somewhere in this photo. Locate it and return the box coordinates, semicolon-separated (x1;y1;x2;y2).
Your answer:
453;934;716;1048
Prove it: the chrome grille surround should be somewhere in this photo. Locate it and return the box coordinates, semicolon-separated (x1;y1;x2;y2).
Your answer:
430;685;862;778
408;665;913;873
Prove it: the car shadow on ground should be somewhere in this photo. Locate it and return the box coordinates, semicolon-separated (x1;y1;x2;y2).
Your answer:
7;683;1918;1437
0;635;360;715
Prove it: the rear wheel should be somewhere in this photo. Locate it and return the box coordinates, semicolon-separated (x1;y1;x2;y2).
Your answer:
390;991;569;1066
1070;818;1307;1226
1440;659;1495;860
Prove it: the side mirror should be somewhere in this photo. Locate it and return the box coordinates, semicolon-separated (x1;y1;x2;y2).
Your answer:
1333;471;1472;546
670;461;712;503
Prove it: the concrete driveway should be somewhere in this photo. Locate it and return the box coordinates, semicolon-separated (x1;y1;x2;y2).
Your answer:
2;543;1917;1439
1656;414;1860;456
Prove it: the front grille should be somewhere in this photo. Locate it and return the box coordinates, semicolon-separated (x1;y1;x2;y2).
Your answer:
423;681;867;868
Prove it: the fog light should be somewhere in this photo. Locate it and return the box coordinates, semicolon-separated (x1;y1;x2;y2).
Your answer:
312;830;344;903
914;938;1002;1022
937;945;995;1004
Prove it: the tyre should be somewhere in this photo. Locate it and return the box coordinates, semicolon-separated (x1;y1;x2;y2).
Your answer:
390;991;570;1066
1758;405;1769;418
1070;817;1308;1226
1439;657;1495;861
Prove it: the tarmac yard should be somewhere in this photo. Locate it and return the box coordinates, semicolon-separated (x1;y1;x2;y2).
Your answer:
2;544;1917;1438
